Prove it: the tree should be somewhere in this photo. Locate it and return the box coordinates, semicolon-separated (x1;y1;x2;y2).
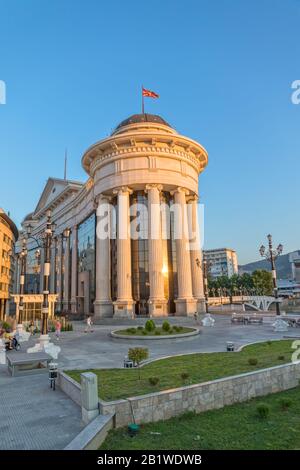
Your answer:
252;270;273;296
128;347;149;379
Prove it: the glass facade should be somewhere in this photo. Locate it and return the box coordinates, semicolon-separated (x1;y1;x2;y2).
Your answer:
77;213;96;313
25;248;40;294
130;192;149;315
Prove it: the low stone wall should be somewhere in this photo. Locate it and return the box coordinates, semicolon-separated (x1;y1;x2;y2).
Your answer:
58;371;81;407
59;362;300;429
111;328;200;340
64;414;114;450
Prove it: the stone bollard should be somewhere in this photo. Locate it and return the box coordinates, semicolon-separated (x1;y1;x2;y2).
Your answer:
80;372;99;424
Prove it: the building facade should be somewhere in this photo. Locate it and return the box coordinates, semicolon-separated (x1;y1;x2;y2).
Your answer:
0;209;18;319
289;251;300;283
15;113;208;318
203;248;238;278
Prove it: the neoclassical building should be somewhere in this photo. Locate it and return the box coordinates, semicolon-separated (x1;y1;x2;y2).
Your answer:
15;114;208;319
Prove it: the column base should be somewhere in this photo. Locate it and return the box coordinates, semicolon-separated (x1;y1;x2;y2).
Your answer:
148;299;168;317
94;300;113;318
113;300;135;319
196;298;206;314
175;298;197;316
70;299;77;314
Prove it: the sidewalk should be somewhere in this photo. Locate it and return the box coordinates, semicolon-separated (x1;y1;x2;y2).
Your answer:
0;365;84;450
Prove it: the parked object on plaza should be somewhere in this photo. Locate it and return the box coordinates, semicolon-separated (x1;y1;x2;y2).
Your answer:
0;338;6;364
226;341;235;351
124;357;134;368
49;362;58;390
202;313;215;327
272;318;289;332
7;351;52;377
27;335;61;359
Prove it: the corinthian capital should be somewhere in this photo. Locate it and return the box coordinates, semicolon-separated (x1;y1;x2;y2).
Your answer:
145;184;163;193
113;186;133;196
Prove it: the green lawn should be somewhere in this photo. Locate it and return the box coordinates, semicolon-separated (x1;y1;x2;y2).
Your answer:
100;386;300;450
114;326;194;336
66;340;294;401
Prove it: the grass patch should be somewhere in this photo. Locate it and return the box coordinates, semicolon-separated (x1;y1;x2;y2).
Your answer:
114;326;194;336
66;340;294;402
100;387;300;450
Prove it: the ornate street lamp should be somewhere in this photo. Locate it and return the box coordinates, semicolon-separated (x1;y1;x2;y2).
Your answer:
18;237;27;325
26;209;56;335
259;234;283;316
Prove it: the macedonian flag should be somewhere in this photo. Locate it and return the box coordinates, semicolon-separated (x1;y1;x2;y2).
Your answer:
142;87;159;98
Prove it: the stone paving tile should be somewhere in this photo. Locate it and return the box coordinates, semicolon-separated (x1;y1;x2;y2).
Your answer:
0;367;84;450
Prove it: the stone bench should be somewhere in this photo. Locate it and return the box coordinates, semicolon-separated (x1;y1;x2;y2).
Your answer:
6;351;52;377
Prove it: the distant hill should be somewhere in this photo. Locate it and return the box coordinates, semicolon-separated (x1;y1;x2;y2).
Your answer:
239;252;297;279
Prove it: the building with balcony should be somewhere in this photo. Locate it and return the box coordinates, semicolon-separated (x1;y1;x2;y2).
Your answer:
0;208;18;319
203;248;238;278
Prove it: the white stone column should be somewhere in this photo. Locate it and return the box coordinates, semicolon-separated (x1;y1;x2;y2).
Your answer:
94;195;113;318
146;184;168;317
56;235;63;313
63;234;70;311
113;187;135;318
188;195;205;313
172;187;197;316
70;226;78;313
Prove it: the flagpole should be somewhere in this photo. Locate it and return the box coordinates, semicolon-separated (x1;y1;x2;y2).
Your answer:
142;85;145;114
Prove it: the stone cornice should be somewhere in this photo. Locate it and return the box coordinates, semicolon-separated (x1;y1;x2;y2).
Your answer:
82;131;208;176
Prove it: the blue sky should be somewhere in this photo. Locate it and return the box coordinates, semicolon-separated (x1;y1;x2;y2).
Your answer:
0;0;299;264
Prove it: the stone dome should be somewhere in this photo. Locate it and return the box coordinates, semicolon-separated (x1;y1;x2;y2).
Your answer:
114;113;171;132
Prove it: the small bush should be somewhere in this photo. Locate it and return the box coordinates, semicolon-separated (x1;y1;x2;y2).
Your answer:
126;327;137;334
162;320;171;332
267;340;272;346
278;355;285;361
142;330;147;335
256;404;270;419
145;319;156;332
1;322;10;331
181;372;190;381
248;358;258;366
279;398;292;410
168;328;173;334
173;326;180;332
137;326;143;330
149;377;160;386
155;330;161;335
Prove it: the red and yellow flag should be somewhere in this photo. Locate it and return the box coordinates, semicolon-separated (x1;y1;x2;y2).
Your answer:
142;87;159;99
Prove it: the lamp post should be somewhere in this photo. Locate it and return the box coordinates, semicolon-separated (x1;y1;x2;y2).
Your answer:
18;237;27;326
26;209;56;337
201;259;209;314
259;234;283;316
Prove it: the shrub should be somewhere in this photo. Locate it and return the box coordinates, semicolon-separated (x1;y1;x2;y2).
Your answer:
142;330;147;335
256;404;270;419
155;330;161;335
278;355;285;361
126;327;137;334
149;377;160;386
162;320;171;332
279;398;292;410
128;347;149;379
267;340;272;346
248;358;258;366
168;328;173;334
1;322;10;331
137;326;143;330
181;372;190;381
145;319;156;332
173;326;180;332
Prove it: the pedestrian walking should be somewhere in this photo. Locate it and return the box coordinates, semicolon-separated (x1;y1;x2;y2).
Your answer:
85;316;93;333
55;319;62;340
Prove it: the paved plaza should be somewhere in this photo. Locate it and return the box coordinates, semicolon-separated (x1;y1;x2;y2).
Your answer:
1;313;299;450
17;314;300;370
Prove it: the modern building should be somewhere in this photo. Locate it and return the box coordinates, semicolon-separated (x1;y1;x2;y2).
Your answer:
277;279;300;298
203;248;238;278
15;113;208;318
0;208;18;319
289;251;300;282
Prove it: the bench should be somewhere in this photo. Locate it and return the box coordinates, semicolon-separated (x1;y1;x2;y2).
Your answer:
231;314;264;325
6;352;52;377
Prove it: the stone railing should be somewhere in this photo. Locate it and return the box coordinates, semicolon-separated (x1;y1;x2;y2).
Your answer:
59;362;300;429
